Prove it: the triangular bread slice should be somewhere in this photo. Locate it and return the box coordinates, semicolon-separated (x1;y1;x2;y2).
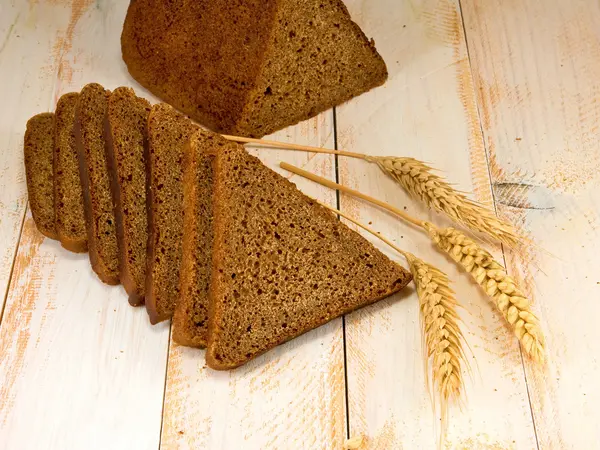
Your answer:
121;0;388;137
24;112;57;240
104;87;151;305
206;146;412;370
75;83;120;285
145;104;199;324
172;129;237;348
54;93;87;252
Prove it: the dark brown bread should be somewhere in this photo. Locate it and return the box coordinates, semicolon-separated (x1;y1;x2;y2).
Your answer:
172;130;235;348
105;87;151;305
145;104;199;324
206;146;412;370
121;0;387;138
54;93;87;253
75;83;120;285
24;113;57;240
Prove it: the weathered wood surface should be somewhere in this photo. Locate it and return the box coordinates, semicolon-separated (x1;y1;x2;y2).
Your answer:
0;0;598;449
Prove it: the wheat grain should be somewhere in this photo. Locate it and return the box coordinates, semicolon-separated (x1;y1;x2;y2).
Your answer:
424;223;545;363
344;435;365;449
404;252;463;414
367;156;523;248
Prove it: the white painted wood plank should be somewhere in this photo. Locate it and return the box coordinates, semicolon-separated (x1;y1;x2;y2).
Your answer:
461;0;600;448
0;2;170;449
0;1;61;314
160;119;347;450
336;0;538;447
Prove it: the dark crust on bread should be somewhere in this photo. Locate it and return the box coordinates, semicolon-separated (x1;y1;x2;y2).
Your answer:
145;103;199;324
205;146;411;370
24;113;58;240
75;83;120;285
54;93;88;253
104;87;151;306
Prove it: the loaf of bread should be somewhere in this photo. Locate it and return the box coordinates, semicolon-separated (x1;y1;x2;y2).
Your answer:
54;93;87;253
121;0;388;138
172;130;237;348
206;146;412;370
104;87;151;305
24;113;57;240
145;104;199;324
75;83;120;285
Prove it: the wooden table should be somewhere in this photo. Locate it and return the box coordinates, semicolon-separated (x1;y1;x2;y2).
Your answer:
1;1;598;448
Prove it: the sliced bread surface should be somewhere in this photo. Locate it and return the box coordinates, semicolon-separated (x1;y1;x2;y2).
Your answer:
145;103;199;324
75;83;120;285
172;129;235;348
54;92;87;253
24;112;57;240
206;146;412;370
105;87;151;305
121;0;387;137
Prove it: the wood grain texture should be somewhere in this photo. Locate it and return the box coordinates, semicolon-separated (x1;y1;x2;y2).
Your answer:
160;117;347;450
0;2;170;449
461;0;600;447
337;0;538;448
0;1;60;315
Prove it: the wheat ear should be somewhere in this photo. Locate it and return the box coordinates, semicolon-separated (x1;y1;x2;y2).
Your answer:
223;135;523;247
284;163;546;364
366;156;522;248
424;223;545;363
317;202;465;417
404;252;463;407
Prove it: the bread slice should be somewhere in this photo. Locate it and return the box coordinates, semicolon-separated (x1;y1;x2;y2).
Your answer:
121;0;387;138
172;130;235;347
74;83;120;285
24;113;57;240
104;87;151;305
145;104;199;324
206;146;412;370
54;93;87;253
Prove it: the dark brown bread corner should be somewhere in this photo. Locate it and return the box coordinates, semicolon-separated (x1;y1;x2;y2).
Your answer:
105;87;151;305
172;129;236;348
206;147;411;370
145;103;199;324
54;93;87;253
121;0;387;138
75;83;120;285
24;113;58;240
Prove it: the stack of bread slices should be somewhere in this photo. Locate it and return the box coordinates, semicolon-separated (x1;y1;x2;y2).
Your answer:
24;84;412;370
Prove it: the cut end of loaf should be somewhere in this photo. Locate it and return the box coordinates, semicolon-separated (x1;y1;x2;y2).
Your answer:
121;0;388;138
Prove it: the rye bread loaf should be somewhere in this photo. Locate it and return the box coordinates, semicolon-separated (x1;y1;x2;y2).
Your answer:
145;104;199;324
24;113;57;240
121;0;388;138
206;146;412;370
54;93;87;253
172;130;235;348
75;83;120;285
104;87;151;305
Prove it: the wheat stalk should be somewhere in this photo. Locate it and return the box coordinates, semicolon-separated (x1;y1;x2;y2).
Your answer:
366;156;522;248
223;135;524;247
285;163;546;364
424;223;545;363
317;202;465;419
